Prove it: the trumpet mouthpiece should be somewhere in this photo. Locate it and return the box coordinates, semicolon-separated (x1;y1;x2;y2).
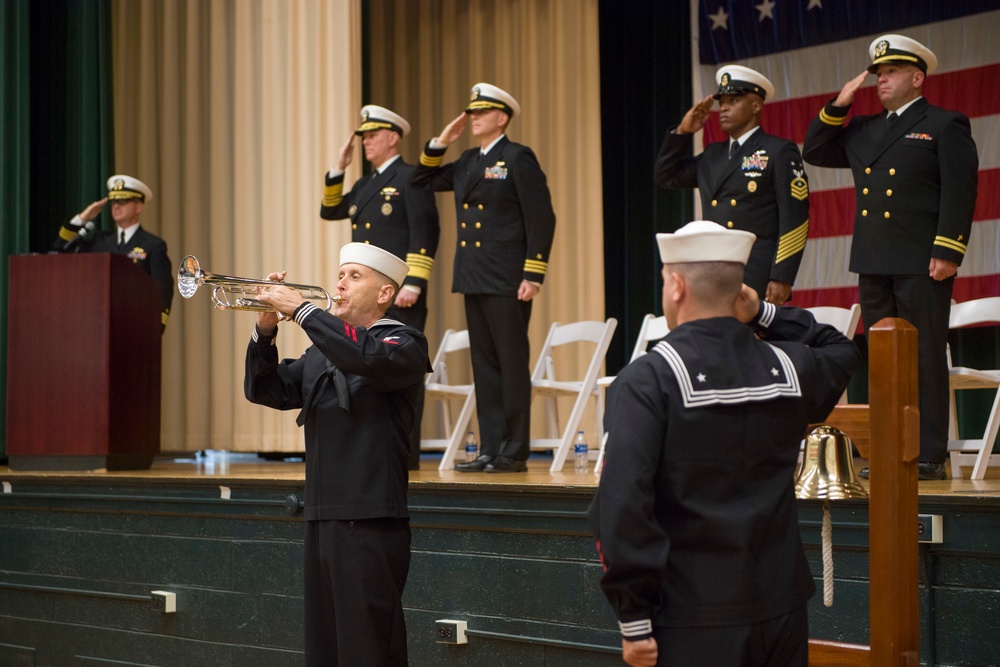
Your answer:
332;295;344;304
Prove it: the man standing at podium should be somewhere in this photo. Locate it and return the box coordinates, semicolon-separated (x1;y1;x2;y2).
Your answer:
54;174;174;331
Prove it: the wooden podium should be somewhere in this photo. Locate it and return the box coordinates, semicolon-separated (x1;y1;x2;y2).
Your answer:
6;253;162;470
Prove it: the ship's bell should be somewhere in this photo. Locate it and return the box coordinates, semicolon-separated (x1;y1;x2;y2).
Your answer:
795;425;868;500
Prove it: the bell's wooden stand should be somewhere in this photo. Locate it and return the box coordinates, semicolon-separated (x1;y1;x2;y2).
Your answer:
808;318;920;666
6;253;162;470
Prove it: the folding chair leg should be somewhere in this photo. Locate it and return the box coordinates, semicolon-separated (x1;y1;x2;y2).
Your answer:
438;393;477;472
971;388;1000;480
549;388;599;473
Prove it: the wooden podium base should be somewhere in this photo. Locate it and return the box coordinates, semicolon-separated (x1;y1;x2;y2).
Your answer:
7;453;155;471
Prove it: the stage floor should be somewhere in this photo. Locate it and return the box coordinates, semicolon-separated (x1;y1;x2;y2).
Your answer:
2;451;999;499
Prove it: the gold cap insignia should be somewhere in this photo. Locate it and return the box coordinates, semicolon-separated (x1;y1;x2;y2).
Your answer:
471;86;480;101
113;179;125;191
721;73;730;86
874;40;889;57
362;109;370;121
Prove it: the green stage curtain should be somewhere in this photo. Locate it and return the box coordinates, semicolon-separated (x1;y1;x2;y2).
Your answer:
0;0;31;458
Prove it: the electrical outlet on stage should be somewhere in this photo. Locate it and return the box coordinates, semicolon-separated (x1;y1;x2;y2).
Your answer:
435;619;468;644
917;514;943;544
150;590;177;613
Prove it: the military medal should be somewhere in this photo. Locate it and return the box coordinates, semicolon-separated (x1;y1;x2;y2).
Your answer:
382;203;393;216
747;180;757;193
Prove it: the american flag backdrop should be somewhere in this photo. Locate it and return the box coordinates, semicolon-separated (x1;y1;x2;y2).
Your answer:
691;1;1000;311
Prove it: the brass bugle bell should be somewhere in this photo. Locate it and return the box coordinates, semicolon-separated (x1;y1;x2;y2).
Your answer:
177;255;336;312
795;425;868;500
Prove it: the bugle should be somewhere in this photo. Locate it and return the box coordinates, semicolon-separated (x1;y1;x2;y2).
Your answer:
177;255;338;312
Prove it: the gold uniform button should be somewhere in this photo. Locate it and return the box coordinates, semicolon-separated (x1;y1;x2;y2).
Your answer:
889;168;896;176
862;188;869;195
478;204;484;210
475;241;481;248
475;222;482;229
461;222;466;229
865;167;871;174
730;199;737;206
463;203;469;210
352;224;357;230
884;211;891;219
726;221;734;228
886;189;893;197
862;209;868;217
711;199;718;207
460;241;466;247
364;240;370;244
365;222;371;229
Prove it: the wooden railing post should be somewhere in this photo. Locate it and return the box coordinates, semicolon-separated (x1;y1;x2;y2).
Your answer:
868;318;921;667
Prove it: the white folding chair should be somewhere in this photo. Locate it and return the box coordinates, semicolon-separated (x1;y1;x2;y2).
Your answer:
594;314;669;474
422;329;477;471
807;304;861;404
529;318;617;473
947;297;1000;479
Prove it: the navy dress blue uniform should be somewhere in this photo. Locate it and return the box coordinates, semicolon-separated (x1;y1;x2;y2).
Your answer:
245;300;429;666
589;301;860;666
803;70;978;466
320;156;440;332
655;129;810;300
412;132;556;464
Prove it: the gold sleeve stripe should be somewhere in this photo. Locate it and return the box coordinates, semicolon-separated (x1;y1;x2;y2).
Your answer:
934;236;968;254
322;182;344;207
420;153;443;167
819;109;847;126
406;253;435;280
523;259;548;274
162;311;170;326
775;220;809;264
59;227;78;241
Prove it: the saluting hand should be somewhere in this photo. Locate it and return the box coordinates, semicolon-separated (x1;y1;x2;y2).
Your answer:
735;283;761;323
336;133;356;171
437;113;468;146
79;197;109;222
676;95;715;135
834;71;870;108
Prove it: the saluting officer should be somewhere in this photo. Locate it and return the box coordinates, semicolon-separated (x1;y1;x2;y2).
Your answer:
803;34;979;480
321;104;440;469
655;66;810;305
54;174;174;332
412;83;557;473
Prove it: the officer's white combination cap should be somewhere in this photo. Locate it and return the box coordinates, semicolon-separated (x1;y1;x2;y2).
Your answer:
714;65;775;101
340;242;410;287
356;104;411;136
867;34;937;74
106;174;152;203
466;83;520;117
657;221;756;265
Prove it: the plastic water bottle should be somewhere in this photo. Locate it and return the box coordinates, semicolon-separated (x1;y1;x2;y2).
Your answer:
574;430;589;474
464;431;479;462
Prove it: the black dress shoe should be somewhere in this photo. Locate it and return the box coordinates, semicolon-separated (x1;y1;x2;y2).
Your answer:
484;455;527;473
918;461;947;481
455;455;493;472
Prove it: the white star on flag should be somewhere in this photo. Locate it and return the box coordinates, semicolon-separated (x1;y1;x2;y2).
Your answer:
756;0;776;21
708;7;729;30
